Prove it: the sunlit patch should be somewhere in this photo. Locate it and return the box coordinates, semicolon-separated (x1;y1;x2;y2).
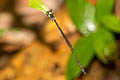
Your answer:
87;22;96;32
80;21;96;35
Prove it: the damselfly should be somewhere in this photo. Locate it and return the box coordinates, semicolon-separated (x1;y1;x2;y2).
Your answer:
46;9;86;75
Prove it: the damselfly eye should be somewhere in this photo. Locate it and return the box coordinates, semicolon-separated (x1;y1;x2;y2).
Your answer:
49;14;54;18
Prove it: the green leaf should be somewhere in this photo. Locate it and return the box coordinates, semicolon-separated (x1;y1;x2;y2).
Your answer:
29;0;49;14
93;27;116;63
66;36;95;80
100;15;120;33
96;0;114;20
67;0;86;27
67;0;97;35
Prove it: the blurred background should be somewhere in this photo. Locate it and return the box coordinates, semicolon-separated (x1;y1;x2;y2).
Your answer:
0;0;120;80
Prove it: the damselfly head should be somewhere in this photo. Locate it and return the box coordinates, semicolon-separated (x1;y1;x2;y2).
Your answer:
46;9;56;20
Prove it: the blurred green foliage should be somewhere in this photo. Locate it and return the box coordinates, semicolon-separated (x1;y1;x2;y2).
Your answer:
92;27;116;63
67;35;95;80
96;0;114;20
67;0;96;35
66;0;119;80
101;15;120;33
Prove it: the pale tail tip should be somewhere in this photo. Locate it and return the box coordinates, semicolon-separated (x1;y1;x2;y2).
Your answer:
82;69;86;75
83;71;86;75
